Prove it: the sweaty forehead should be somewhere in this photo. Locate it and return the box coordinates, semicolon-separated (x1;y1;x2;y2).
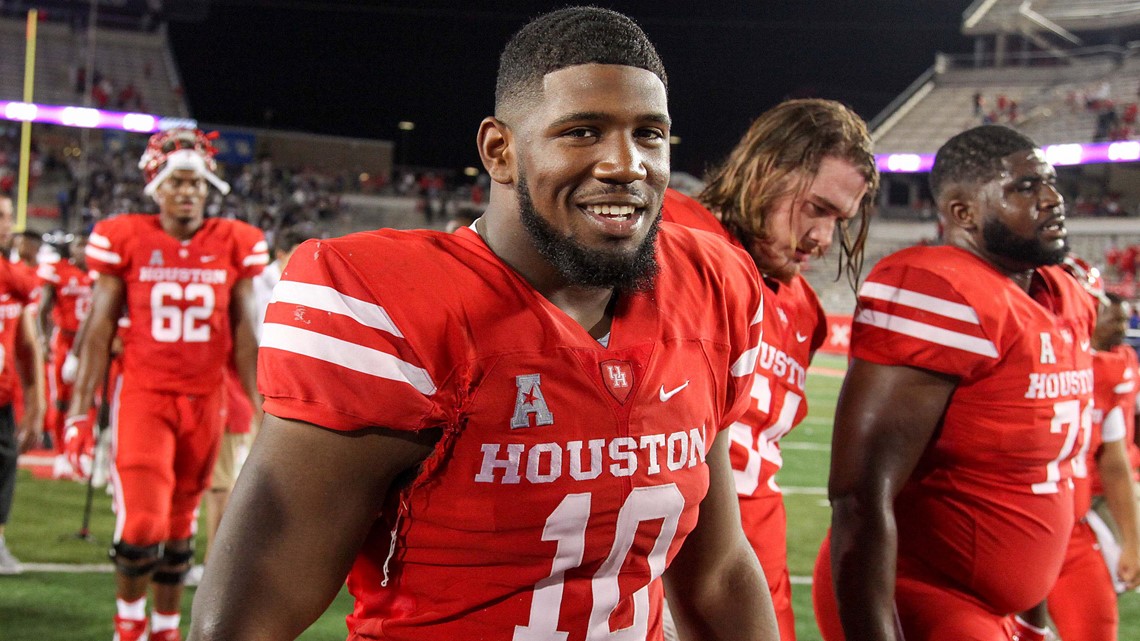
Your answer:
999;148;1051;177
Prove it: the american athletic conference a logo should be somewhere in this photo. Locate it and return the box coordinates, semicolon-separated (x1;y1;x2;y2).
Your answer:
510;373;553;429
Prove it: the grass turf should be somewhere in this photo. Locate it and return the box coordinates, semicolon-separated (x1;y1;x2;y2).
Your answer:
1;352;1135;639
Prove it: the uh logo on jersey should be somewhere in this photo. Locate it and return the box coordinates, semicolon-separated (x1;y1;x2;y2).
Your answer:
509;360;637;429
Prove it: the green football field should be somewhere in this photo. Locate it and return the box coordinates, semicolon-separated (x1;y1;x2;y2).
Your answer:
1;353;1136;640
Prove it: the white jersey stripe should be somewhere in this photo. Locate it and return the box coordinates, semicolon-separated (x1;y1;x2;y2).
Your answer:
1103;406;1127;443
243;252;270;267
855;309;999;358
731;344;760;377
731;300;765;376
271;281;403;338
860;281;981;324
85;244;121;265
1113;380;1134;394
262;323;436;395
88;232;112;249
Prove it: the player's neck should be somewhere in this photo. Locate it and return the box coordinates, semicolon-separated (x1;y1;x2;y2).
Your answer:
160;216;203;242
546;287;616;339
476;212;618;337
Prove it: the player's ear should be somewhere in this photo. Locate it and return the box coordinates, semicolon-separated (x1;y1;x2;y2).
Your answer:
478;117;515;185
941;185;977;230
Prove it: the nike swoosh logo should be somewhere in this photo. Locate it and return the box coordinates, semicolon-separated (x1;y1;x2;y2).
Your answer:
1080;340;1090;351
659;381;689;402
795;332;808;342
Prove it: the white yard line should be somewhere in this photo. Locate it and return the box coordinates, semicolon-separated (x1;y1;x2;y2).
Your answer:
21;562;115;573
781;442;830;451
780;486;828;495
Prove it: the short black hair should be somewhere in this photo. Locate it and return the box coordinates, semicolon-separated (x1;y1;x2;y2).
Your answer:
930;125;1039;198
275;225;318;255
495;6;666;115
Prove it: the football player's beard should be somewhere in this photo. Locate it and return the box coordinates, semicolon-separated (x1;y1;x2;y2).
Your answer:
982;216;1068;267
516;174;660;292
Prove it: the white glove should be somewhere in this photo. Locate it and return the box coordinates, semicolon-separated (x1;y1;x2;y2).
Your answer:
61;351;79;384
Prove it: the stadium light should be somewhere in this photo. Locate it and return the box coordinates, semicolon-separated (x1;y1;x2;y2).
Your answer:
0;99;195;133
875;140;1140;173
398;121;416;131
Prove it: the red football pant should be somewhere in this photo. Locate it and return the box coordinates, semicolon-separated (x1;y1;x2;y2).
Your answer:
109;380;225;546
812;531;1012;641
45;330;76;451
1046;519;1117;641
739;494;795;641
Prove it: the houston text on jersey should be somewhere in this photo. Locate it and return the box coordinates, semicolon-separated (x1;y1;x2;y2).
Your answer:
474;428;708;484
1024;368;1094;400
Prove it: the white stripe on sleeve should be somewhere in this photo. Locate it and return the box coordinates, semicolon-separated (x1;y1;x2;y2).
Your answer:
88;232;112;249
271;281;403;337
855;308;998;358
262;322;436;395
86;244;121;265
859;281;981;324
243;252;270;267
1102;406;1127;443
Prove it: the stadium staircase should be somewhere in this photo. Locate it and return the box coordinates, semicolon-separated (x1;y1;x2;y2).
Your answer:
0;16;189;118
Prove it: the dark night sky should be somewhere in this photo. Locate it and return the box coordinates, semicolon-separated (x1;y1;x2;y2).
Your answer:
166;1;976;175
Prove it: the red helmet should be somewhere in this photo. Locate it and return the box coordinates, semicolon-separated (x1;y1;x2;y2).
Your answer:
138;128;230;197
1062;254;1106;301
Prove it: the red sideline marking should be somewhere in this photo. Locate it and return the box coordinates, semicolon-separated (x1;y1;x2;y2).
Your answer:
17;448;57;480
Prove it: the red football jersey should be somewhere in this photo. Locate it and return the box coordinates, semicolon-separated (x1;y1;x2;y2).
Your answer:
0;259;35;407
662;188;824;639
37;259;93;333
258;223;763;641
1085;347;1134;501
662;188;826;498
661;188;733;241
1111;343;1140;475
86;215;268;394
853;245;1096;615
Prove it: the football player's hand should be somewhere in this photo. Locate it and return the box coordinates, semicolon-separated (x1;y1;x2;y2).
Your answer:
61;351;80;383
1119;545;1140;590
63;415;94;478
1009;615;1052;641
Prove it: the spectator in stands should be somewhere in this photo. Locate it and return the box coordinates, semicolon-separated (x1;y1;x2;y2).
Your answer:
444;208;478;234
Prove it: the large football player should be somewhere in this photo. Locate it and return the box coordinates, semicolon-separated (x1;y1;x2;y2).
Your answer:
189;7;778;641
662;98;878;641
65;128;267;641
813;125;1097;641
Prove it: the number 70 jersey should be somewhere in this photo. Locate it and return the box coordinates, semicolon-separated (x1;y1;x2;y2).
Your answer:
86;214;268;395
852;244;1096;614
